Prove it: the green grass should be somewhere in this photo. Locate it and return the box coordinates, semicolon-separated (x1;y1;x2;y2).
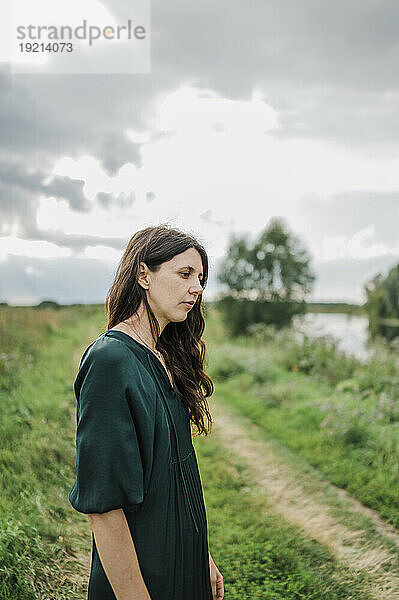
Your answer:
0;303;396;598
0;305;105;599
205;310;399;529
193;433;374;599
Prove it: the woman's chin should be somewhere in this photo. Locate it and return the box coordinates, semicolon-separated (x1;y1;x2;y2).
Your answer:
171;307;189;322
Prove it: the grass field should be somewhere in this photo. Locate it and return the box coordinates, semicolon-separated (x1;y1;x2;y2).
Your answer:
205;309;399;529
0;303;398;598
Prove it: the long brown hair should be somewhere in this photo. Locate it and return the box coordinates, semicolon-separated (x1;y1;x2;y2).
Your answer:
105;224;213;437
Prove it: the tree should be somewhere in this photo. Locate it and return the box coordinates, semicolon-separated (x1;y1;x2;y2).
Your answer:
364;264;399;341
35;300;60;310
216;218;315;335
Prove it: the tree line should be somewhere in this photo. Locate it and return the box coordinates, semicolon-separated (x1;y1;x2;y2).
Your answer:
215;217;399;341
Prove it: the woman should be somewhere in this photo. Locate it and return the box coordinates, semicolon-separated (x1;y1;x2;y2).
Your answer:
69;225;224;600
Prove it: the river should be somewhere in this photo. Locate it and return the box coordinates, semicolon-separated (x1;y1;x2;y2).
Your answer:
293;312;372;361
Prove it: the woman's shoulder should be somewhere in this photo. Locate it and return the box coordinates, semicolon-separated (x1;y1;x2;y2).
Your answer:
74;332;159;407
79;332;133;371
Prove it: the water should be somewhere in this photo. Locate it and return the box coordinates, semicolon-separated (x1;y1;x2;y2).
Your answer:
293;312;372;361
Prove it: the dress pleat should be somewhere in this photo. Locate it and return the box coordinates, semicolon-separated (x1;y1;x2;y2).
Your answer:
69;330;213;600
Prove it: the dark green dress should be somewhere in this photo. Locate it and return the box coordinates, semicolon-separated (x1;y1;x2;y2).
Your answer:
69;330;213;600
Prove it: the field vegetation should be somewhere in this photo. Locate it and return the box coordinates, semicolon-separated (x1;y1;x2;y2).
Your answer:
0;303;397;598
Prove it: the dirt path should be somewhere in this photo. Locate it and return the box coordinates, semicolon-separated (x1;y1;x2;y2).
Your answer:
209;398;399;600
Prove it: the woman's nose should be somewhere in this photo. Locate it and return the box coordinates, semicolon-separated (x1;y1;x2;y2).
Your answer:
190;283;203;294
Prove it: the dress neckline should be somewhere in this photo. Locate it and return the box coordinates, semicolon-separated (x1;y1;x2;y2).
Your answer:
104;329;177;393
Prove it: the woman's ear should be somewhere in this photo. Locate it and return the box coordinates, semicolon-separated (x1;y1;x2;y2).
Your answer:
138;261;150;290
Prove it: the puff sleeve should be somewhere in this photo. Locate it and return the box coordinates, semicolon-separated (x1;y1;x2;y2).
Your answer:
69;338;151;515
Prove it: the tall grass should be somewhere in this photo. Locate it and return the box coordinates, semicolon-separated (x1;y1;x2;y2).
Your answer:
1;304;397;598
194;433;375;599
206;316;399;527
0;304;104;599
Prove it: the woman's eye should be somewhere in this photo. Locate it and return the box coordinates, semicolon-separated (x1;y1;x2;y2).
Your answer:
180;272;203;284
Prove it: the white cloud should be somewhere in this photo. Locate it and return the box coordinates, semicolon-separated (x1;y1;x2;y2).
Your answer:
47;84;399;267
347;226;396;259
154;87;278;136
52;155;147;205
82;244;122;261
0;235;71;260
4;82;396;303
36;197;71;231
50;155;110;201
321;225;399;261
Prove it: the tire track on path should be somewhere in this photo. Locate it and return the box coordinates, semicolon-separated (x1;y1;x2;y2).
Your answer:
209;397;399;600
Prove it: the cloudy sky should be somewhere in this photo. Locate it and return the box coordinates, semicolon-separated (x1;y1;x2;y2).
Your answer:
1;0;398;305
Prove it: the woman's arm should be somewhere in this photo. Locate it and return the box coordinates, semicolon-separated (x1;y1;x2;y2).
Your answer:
208;551;224;599
88;508;152;600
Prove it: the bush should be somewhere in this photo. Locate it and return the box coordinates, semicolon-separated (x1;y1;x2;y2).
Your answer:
271;330;358;385
215;296;306;337
208;344;280;385
318;393;372;447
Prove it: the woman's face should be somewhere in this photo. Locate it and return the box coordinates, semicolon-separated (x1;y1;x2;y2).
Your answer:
140;247;204;328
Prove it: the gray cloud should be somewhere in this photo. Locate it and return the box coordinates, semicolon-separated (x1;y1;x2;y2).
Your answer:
0;71;144;176
301;190;399;246
0;245;393;306
96;191;135;209
146;191;156;202
0;183;39;238
149;0;399;146
0;161;88;208
45;175;88;211
18;229;127;253
0;75;68;165
1;0;399;303
0;254;115;305
2;0;398;178
0;160;90;237
199;209;225;227
0;252;220;305
311;254;399;303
